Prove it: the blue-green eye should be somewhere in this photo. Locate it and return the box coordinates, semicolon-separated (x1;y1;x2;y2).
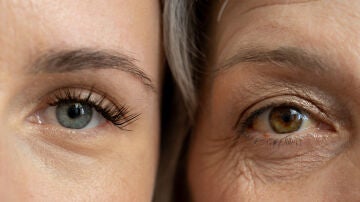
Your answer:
56;102;93;129
41;101;106;130
34;88;139;130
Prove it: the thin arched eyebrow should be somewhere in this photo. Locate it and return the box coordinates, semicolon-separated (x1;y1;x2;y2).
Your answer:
30;49;156;92
218;46;330;74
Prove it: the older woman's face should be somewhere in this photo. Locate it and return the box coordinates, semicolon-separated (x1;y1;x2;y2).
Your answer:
0;0;161;201
189;0;360;201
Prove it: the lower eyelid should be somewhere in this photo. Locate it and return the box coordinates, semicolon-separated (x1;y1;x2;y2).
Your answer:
242;128;343;158
238;130;348;183
26;117;115;140
21;122;119;159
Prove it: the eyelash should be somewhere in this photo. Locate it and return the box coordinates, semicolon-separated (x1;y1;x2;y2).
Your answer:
47;88;139;129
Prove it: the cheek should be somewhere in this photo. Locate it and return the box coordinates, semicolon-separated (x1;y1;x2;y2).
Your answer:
0;131;32;201
313;151;360;201
0;128;156;201
188;133;360;202
187;116;252;202
255;152;360;201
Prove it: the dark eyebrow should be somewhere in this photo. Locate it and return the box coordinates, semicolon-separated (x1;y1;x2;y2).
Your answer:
31;49;155;92
219;46;331;74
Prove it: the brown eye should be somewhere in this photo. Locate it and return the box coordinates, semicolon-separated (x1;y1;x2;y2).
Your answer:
269;106;304;134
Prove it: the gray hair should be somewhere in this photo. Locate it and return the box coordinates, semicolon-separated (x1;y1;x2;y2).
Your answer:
155;0;208;202
163;0;203;120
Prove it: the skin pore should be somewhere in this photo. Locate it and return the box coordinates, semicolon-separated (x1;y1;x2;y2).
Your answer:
0;0;162;201
188;0;360;201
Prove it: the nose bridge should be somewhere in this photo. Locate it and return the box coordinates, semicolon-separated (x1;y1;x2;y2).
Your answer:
0;76;23;199
0;110;18;164
0;115;32;200
0;125;17;191
0;41;29;188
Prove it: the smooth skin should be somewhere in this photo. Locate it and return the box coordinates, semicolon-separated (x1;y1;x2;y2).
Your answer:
0;0;162;201
188;0;360;201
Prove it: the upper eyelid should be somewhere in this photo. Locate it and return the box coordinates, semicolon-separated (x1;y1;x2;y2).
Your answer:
41;86;120;108
221;62;354;131
45;87;125;116
231;80;339;124
49;88;105;104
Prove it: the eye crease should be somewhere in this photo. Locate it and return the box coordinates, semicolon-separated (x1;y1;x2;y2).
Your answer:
31;88;140;131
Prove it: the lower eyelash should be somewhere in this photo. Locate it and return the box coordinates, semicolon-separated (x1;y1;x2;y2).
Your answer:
252;134;304;146
47;88;139;129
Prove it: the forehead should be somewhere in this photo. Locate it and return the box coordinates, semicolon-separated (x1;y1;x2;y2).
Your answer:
211;0;360;66
216;0;319;18
0;0;161;77
0;0;160;55
216;0;355;17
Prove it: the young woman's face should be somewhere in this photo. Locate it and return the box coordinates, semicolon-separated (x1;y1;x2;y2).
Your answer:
0;0;162;201
189;0;360;201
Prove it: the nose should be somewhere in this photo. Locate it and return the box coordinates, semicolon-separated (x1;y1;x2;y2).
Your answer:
0;104;36;200
0;126;26;200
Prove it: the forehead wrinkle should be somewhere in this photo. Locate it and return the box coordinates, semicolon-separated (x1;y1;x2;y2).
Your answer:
212;0;323;61
212;0;360;69
225;0;320;16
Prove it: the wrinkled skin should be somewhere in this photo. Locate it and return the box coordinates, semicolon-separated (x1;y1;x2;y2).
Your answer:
189;0;360;201
0;0;162;201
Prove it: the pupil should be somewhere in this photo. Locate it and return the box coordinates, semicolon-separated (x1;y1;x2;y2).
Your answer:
282;114;292;123
67;104;83;119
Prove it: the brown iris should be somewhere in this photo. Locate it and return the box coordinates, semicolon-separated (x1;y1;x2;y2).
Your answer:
269;106;303;134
